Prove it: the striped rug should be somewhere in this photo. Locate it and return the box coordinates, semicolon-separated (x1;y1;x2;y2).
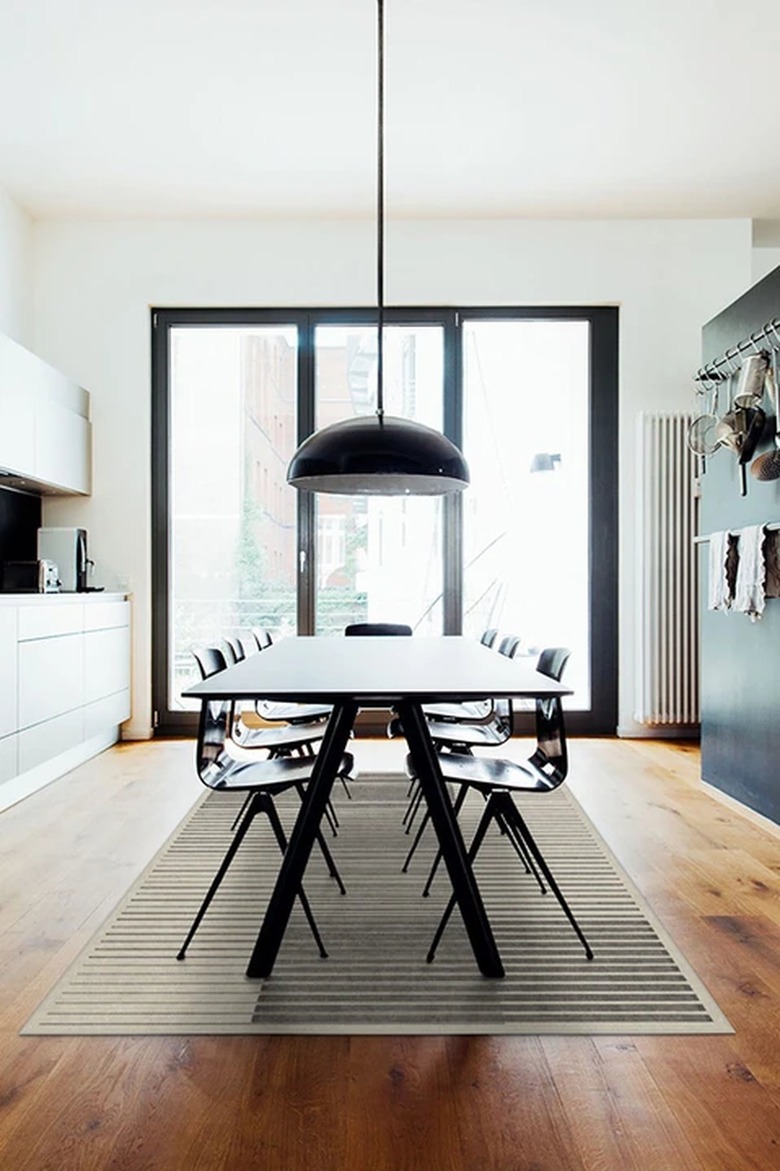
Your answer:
22;775;731;1035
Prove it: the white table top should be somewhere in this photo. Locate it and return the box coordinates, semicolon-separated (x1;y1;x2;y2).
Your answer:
183;635;572;706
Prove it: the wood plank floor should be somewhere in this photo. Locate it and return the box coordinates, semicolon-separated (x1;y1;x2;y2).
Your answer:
0;736;778;1170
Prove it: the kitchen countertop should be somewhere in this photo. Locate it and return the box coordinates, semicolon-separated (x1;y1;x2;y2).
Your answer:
0;592;129;605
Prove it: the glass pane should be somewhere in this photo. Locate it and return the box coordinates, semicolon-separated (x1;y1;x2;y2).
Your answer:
313;324;444;635
462;319;591;708
169;326;298;708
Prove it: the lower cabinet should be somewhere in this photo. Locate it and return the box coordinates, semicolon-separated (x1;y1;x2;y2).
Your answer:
0;595;130;809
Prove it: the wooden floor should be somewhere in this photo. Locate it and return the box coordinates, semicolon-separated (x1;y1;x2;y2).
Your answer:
1;737;779;1170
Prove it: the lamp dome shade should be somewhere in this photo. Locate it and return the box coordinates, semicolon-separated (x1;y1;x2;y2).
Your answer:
286;415;470;495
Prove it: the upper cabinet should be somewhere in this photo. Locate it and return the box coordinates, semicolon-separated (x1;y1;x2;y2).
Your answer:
0;333;92;496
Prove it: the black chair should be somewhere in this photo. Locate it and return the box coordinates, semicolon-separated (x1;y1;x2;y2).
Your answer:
402;644;569;877
251;627;274;650
344;622;413;637
399;634;523;849
177;692;352;962
421;628;503;724
243;635;332;730
193;647;343;832
404;647;593;963
193;647;325;760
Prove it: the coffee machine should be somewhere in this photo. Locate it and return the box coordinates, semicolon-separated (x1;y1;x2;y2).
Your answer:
37;527;90;592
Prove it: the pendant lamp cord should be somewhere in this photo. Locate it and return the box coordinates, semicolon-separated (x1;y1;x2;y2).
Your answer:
376;0;385;420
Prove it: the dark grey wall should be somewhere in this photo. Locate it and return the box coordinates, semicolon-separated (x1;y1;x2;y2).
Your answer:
700;267;780;824
0;485;41;567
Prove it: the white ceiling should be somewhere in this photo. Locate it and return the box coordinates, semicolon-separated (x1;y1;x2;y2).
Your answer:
1;0;779;221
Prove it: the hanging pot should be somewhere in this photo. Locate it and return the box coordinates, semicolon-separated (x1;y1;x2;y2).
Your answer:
735;405;766;495
714;408;744;453
751;349;780;481
734;352;769;408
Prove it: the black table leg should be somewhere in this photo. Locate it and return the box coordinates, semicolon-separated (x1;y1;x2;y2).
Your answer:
246;699;358;978
397;699;504;978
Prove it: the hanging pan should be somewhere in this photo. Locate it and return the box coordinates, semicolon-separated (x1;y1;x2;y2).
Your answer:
737;403;766;495
751;344;780;481
733;350;769;408
686;379;722;461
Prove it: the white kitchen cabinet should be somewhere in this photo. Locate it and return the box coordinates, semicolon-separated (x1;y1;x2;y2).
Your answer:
84;626;130;705
0;607;17;738
18;710;84;774
18;632;84;729
0;595;130;811
0;389;35;477
0;332;92;496
34;398;92;494
0;734;17;785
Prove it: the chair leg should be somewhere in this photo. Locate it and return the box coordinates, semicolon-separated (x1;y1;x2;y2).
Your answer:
229;791;253;833
496;793;593;961
402;806;431;872
492;805;546;894
177;791;329;962
315;828;347;896
421;786;469;895
178;792;264;960
263;797;328;960
426;800;496;963
402;784;424;830
323;799;339;836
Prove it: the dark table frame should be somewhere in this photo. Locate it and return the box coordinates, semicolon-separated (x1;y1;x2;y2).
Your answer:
183;636;572;979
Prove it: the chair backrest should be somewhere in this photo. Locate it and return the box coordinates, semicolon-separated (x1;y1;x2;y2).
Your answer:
192;647;232;785
492;634;520;725
224;636;246;664
193;646;227;680
536;646;570;682
480;628;498;648
344;623;413;637
497;634;520;659
252;627;273;650
530;647;570;786
196;695;233;786
238;635;258;659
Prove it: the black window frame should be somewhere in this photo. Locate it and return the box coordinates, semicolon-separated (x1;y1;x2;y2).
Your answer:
151;305;617;736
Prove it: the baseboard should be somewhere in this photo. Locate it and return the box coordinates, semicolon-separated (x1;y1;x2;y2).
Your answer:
617;724;700;740
701;779;780;839
0;728;120;814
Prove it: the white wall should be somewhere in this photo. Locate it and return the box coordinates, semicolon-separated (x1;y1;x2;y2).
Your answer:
0;184;32;344
31;216;752;738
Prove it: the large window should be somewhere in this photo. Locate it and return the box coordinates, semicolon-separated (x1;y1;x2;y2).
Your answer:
313;324;445;636
152;307;617;734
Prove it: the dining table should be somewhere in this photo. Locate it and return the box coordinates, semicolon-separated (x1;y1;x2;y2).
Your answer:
183;634;573;979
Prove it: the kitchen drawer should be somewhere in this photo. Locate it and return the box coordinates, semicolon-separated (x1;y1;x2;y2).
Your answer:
83;601;130;633
0;733;18;786
18;633;84;729
18;710;84;774
18;604;84;641
0;607;17;738
84;626;131;704
84;690;130;739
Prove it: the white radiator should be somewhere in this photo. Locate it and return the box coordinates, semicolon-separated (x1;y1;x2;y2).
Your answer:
635;412;700;727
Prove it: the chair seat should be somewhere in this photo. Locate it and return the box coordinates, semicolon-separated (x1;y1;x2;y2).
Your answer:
406;750;557;795
257;701;332;725
231;720;325;752
426;716;510;749
422;698;493;723
210;750;355;794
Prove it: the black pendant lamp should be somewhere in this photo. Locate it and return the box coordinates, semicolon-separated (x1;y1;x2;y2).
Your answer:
286;0;469;496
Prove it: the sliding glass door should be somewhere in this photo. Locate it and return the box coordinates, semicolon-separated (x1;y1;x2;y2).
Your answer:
313;324;445;635
152;306;616;734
